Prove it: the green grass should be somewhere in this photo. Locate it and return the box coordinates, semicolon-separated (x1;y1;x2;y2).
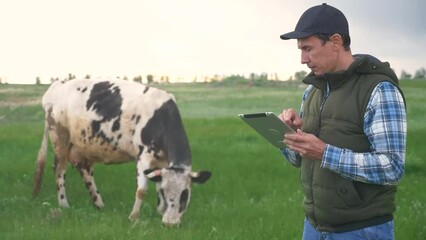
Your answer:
0;80;425;239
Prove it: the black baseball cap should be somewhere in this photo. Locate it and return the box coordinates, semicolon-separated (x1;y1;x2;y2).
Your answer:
280;3;349;40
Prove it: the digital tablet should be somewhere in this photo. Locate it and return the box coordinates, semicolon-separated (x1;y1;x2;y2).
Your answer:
238;112;295;148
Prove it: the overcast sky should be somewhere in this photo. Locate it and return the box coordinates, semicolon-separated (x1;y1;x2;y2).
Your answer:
0;0;425;84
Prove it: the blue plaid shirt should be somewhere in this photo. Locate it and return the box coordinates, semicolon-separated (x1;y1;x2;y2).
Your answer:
281;81;406;185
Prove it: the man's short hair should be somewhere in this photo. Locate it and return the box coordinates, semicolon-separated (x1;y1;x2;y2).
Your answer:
315;33;351;51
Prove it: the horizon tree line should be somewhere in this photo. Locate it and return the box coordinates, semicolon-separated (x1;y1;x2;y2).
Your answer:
1;67;425;85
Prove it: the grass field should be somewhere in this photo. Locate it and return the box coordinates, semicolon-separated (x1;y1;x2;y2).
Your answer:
0;80;425;239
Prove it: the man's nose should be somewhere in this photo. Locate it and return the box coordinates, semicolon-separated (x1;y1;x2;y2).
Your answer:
301;52;309;64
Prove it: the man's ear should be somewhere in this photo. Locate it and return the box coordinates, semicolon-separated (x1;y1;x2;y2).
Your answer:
144;169;162;182
330;34;343;50
190;171;212;184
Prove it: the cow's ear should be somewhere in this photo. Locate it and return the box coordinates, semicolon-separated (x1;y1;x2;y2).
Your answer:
190;171;212;184
144;169;162;182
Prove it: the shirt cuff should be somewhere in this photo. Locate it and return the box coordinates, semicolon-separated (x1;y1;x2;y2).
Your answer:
281;148;302;167
321;144;341;171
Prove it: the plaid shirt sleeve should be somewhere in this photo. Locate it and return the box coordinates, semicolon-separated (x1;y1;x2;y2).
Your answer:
321;82;407;185
281;85;313;167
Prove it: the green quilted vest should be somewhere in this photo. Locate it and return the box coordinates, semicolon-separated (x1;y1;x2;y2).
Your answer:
300;55;404;232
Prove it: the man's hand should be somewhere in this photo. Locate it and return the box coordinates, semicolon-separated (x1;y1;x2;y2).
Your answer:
283;129;326;161
278;108;302;130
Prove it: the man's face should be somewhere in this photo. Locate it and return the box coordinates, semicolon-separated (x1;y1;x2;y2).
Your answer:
297;35;337;76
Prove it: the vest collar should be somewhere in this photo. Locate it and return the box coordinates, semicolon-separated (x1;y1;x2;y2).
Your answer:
303;56;366;91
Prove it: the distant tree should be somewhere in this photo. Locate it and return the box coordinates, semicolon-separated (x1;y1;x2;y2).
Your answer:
133;75;142;83
146;74;154;84
36;76;41;85
85;74;91;79
68;73;76;80
220;75;248;85
294;70;308;81
0;77;2;84
414;67;426;80
272;73;279;81
400;70;412;80
259;72;268;81
160;76;169;83
123;76;128;80
212;74;221;82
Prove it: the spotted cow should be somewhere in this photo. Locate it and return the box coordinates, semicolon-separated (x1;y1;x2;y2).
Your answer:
32;79;211;226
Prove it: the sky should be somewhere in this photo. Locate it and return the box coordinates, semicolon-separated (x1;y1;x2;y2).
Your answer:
0;0;425;84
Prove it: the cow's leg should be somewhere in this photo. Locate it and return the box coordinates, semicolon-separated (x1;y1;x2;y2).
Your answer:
53;154;69;208
69;147;104;209
49;126;71;208
78;162;104;209
129;152;151;220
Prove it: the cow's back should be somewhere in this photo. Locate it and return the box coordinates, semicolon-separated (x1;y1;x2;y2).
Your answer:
42;79;175;163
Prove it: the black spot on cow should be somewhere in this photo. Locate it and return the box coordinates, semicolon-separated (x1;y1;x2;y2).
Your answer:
76;87;88;93
138;145;144;158
76;162;92;175
160;189;168;210
91;121;101;137
169;166;185;173
135;115;141;124
86;81;123;142
179;189;189;213
143;86;149;94
112;118;120;132
86;81;123;138
141;99;191;165
80;130;87;143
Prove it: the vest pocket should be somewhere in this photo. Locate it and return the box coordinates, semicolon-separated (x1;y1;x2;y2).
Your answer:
335;177;364;207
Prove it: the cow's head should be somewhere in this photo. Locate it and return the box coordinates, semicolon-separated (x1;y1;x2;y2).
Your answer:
144;167;211;226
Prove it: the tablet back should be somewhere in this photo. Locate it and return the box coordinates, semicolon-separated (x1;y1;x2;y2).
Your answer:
239;112;295;148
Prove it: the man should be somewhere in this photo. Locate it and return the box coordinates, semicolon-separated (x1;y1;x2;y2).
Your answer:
278;3;406;240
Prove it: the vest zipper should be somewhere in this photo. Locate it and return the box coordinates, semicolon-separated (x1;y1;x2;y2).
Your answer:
318;82;331;134
312;82;331;228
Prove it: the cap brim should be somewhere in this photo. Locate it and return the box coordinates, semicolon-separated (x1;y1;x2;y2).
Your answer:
280;31;314;40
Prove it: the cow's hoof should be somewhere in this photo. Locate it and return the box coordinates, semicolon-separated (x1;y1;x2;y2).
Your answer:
94;201;104;209
128;213;140;221
58;201;70;208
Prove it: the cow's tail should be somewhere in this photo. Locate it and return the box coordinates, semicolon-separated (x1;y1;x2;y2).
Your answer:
32;119;49;198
